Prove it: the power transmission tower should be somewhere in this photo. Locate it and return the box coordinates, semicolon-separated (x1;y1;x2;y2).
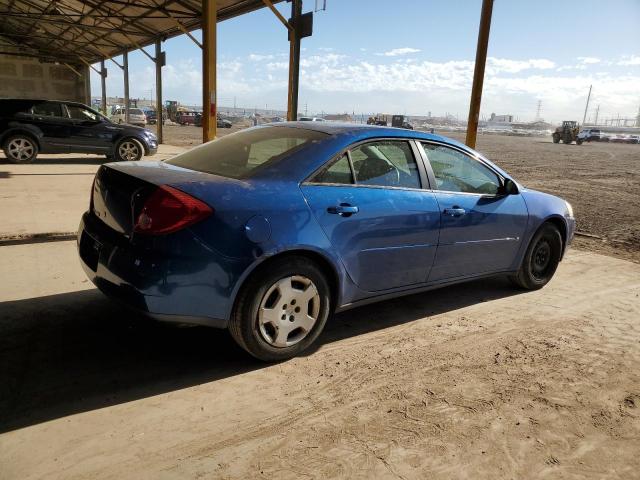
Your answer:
582;85;592;125
594;105;600;125
535;100;542;121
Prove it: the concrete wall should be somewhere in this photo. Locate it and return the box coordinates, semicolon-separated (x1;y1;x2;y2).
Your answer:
0;54;90;103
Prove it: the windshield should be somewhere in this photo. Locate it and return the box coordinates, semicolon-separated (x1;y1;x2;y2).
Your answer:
166;126;327;179
130;109;144;115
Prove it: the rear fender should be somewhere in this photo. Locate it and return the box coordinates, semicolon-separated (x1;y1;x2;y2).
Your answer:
0;124;43;148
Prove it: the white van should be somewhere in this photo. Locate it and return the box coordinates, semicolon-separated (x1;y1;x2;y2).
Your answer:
110;107;147;127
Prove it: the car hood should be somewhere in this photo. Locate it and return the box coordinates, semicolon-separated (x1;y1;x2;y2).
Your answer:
108;122;152;136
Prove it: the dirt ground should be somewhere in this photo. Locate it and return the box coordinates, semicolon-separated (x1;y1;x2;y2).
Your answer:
147;124;640;263
0;242;639;479
1;125;639;479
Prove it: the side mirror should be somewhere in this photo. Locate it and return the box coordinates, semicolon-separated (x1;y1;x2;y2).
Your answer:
502;178;519;195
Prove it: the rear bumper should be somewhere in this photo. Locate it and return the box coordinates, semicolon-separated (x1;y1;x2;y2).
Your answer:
77;211;234;328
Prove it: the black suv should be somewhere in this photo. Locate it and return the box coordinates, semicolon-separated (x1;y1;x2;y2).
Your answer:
0;99;158;163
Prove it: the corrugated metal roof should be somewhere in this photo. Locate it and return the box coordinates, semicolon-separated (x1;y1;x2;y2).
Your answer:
0;0;283;63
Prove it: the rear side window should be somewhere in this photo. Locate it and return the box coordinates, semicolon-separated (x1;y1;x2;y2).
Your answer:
350;140;421;188
31;102;63;118
166;126;327;179
313;154;354;184
0;100;34;116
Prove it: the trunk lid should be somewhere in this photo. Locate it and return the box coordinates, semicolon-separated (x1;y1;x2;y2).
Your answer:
91;161;244;235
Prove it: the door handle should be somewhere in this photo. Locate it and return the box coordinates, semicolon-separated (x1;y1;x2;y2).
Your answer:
327;204;359;216
443;207;466;217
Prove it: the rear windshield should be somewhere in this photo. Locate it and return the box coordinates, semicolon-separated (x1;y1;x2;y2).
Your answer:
130;108;144;115
166;126;327;179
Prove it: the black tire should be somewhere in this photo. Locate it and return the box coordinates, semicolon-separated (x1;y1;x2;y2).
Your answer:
229;256;332;362
2;134;39;163
576;138;583;145
510;223;563;290
552;133;560;143
563;135;573;144
114;138;144;162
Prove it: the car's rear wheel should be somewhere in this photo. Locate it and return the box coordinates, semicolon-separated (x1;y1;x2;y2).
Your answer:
229;256;331;361
510;223;563;290
115;138;144;161
3;135;39;163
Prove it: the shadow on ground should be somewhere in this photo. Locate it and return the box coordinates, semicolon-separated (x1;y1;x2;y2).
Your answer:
0;156;109;166
0;278;522;433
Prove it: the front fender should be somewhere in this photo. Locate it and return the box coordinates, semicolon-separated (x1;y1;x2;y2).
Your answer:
519;188;575;260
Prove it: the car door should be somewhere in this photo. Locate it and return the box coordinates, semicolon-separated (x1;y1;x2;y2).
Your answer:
418;141;528;282
29;101;72;152
301;139;441;292
64;104;113;153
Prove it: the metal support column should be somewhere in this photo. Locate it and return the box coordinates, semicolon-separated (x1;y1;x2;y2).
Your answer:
83;65;91;105
202;0;217;142
100;59;107;115
123;51;130;124
465;0;494;149
155;39;164;144
287;0;302;121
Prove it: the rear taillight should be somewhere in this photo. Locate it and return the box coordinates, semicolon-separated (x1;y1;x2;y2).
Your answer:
133;185;213;235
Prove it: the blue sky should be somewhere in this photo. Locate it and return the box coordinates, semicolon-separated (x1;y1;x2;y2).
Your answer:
91;0;640;123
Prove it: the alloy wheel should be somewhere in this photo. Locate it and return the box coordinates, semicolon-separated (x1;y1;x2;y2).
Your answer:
118;141;140;161
7;138;34;162
258;275;320;348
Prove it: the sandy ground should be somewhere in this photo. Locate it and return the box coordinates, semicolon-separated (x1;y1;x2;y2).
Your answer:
0;241;639;479
1;126;639;479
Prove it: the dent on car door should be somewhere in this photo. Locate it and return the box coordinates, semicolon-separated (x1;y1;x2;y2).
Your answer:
301;140;441;292
419;142;528;281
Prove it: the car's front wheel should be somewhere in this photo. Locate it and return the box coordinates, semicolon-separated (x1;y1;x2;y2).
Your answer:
3;135;39;163
115;138;144;161
229;256;331;361
510;223;563;290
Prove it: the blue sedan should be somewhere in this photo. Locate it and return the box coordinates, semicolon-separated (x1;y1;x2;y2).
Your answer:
78;123;575;361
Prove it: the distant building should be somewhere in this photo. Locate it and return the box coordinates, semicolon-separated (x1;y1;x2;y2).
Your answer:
323;113;352;122
489;113;513;123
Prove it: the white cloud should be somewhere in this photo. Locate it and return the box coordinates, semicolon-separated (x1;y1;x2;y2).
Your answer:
487;57;556;73
618;55;640;66
377;47;421;57
248;54;274;61
577;56;601;64
266;61;288;71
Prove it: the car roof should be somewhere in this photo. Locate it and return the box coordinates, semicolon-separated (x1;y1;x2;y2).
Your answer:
268;121;463;147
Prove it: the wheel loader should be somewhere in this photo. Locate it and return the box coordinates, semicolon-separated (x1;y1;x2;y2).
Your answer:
552;121;582;145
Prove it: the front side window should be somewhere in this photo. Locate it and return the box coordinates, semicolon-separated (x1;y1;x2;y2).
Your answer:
350;140;420;188
67;105;99;121
422;143;501;195
31;102;63;118
166;126;327;179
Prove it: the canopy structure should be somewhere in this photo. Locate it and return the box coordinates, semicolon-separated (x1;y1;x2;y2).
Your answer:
0;1;281;64
0;0;300;142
